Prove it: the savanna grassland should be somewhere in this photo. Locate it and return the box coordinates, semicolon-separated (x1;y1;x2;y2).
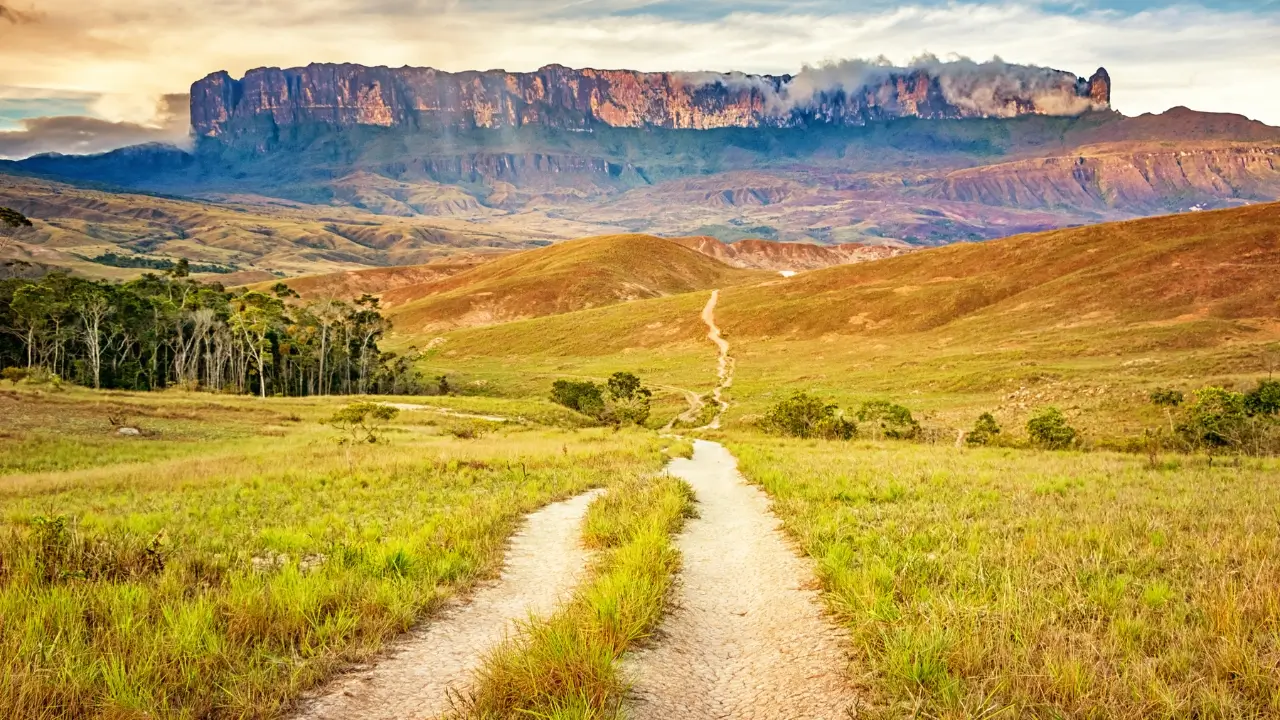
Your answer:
0;387;675;719
726;436;1280;718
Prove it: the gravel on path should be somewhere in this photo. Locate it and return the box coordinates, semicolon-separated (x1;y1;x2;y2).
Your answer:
625;440;859;719
288;490;603;720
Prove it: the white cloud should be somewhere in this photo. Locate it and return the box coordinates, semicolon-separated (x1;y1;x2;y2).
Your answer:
0;1;1276;130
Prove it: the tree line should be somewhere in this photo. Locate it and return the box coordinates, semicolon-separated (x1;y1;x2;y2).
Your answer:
0;271;426;397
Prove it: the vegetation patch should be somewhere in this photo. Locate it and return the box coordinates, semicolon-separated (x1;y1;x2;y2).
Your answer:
728;436;1280;719
456;472;696;719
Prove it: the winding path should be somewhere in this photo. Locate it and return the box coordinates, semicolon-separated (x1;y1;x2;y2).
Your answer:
288;490;602;720
699;290;734;430
624;441;859;719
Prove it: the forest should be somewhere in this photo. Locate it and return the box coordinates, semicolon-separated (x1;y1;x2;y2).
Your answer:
0;268;426;397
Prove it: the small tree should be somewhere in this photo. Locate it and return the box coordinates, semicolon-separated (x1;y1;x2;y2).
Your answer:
762;392;856;440
604;371;653;426
1177;387;1248;454
1149;387;1185;434
1027;407;1077;450
329;402;399;446
437;375;451;396
856;400;920;440
966;413;1002;447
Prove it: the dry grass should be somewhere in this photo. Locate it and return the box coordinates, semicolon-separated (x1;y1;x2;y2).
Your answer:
0;389;670;719
727;434;1280;719
456;471;696;719
385;235;765;334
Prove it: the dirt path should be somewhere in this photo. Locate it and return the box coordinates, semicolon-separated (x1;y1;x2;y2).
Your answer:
699;290;734;430
624;440;859;719
289;490;602;720
381;403;510;424
662;386;706;431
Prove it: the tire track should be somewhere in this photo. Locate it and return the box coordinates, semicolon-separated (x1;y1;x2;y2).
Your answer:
624;441;859;719
288;490;602;720
699;290;734;430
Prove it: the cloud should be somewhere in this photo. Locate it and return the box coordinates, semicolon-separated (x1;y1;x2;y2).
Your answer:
0;1;1278;158
0;94;189;159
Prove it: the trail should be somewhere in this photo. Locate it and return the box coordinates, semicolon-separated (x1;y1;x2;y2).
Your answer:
381;403;510;424
289;490;602;720
662;386;705;432
624;440;859;719
699;290;734;430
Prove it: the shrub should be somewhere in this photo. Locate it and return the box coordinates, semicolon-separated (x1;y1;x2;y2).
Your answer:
328;402;399;445
1149;387;1186;434
966;413;1002;447
1027;407;1077;450
603;372;652;426
762;392;856;440
551;380;606;418
1177;387;1249;452
856;400;920;440
1244;379;1280;417
1;367;27;385
552;373;653;426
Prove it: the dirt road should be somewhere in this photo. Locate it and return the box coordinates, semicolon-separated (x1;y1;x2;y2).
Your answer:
289;490;601;720
624;440;859;719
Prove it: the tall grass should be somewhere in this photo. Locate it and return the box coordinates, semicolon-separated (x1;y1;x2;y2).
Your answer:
457;472;696;719
729;436;1280;719
0;390;670;719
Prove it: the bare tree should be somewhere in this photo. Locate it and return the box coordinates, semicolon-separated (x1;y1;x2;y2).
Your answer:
75;289;114;390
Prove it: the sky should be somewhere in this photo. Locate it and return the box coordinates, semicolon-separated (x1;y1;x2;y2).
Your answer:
1;0;1278;158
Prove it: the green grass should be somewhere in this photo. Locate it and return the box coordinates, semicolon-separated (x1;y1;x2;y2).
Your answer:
457;471;696;719
726;434;1280;719
0;390;671;719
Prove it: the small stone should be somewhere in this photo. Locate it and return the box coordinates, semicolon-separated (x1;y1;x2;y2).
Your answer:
117;427;141;436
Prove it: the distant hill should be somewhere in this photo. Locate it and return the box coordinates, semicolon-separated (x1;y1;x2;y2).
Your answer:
431;202;1279;358
383;234;766;333
250;259;496;299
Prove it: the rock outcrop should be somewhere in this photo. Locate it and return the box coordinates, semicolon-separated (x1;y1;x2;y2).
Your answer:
191;63;1111;140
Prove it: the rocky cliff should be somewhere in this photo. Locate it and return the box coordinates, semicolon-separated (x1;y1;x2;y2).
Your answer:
191;63;1110;140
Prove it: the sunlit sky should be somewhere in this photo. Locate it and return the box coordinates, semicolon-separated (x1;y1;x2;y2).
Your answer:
1;0;1278;157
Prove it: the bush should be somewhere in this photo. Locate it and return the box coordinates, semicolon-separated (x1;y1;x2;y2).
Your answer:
762;392;856;440
856;400;920;440
552;373;653;426
551;380;606;418
1;367;27;385
328;402;399;445
1244;379;1280;417
1027;407;1077;450
966;413;1002;447
603;372;652;426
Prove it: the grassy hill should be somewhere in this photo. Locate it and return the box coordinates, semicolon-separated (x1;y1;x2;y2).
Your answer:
384;234;766;333
419;204;1279;437
247;258;496;299
0;173;588;279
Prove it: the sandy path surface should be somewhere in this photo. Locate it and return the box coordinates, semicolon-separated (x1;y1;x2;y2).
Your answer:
699;291;734;430
381;403;510;423
624;440;859;719
289;490;602;720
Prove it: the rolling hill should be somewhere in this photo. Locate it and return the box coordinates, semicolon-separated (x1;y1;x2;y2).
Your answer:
382;234;767;333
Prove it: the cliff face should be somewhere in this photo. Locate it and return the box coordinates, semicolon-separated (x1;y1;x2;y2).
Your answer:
932;145;1280;212
191;63;1110;140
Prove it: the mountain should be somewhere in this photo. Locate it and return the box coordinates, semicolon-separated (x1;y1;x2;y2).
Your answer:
380;234;766;333
6;62;1280;255
191;62;1110;141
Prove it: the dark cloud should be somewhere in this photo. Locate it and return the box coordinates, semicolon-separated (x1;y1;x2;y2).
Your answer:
0;94;190;159
0;3;40;24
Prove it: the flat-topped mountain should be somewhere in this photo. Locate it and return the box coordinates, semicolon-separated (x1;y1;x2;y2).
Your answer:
191;61;1110;141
